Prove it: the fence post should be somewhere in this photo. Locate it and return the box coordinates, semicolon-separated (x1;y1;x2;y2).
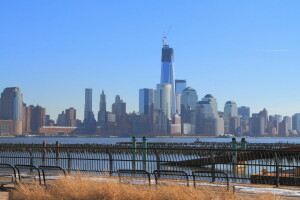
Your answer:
29;150;33;172
275;152;280;187
154;150;160;175
142;136;147;170
56;141;60;166
132;136;137;170
42;140;46;165
107;149;113;176
211;151;216;182
231;138;238;178
67;151;71;174
241;138;247;150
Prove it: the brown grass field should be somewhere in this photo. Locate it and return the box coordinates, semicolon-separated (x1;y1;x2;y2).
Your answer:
10;176;280;200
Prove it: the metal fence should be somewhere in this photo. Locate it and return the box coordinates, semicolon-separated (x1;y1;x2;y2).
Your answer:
0;144;300;187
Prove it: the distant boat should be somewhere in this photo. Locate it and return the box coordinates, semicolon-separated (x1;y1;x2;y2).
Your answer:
216;134;234;138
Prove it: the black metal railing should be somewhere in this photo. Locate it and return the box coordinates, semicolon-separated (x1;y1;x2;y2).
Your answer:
0;144;300;187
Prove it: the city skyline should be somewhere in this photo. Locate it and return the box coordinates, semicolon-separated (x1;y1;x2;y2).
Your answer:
1;1;300;120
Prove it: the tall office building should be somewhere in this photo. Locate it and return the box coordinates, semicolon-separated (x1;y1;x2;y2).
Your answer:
283;116;292;131
30;105;46;132
175;80;186;95
0;87;23;135
139;88;154;115
224;101;238;119
160;40;176;115
112;95;126;115
275;115;283;122
195;94;224;136
84;88;93;121
181;87;198;111
292;113;300;131
238;106;250;120
250;113;265;136
99;90;106;112
224;101;238;133
57;111;66;126
154;84;172;119
98;90;107;126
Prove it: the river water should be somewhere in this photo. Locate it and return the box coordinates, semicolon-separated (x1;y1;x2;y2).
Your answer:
0;137;300;144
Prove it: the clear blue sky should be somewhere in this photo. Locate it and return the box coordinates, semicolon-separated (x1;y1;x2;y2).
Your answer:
1;0;300;120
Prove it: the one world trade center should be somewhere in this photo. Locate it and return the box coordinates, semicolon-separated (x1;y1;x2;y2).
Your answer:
160;38;176;115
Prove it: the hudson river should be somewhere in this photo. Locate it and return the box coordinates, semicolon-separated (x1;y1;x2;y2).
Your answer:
0;137;300;144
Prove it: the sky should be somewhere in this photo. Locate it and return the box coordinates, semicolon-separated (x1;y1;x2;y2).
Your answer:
1;0;300;120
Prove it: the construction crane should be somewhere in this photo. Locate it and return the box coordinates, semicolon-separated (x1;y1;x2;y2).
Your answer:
162;26;172;46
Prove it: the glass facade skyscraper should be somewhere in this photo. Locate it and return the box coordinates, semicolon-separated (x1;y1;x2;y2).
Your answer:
161;44;176;115
84;88;93;121
175;80;186;95
0;87;23;135
139;88;154;115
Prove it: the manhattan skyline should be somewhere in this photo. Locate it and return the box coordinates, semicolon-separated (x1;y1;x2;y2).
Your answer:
1;1;300;120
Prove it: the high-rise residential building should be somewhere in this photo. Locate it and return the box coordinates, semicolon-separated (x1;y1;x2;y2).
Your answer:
30;105;46;132
112;95;126;115
223;101;238;133
139;88;154;115
160;40;176;115
0;87;23;135
65;107;76;127
154;84;172;119
292;113;300;131
175;80;186;95
98;90;107;126
181;87;198;111
84;88;93;121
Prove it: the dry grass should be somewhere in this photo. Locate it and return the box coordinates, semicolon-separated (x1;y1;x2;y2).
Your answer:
10;176;280;200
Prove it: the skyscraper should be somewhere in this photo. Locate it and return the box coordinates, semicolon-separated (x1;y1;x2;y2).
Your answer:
30;105;46;132
65;107;76;127
181;87;198;111
112;95;126;115
195;94;224;136
175;80;186;95
238;106;250;120
154;84;172;119
292;113;300;131
99;90;106;112
139;88;154;115
84;88;93;121
160;40;176;115
0;87;23;135
98;90;107;126
223;101;238;133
